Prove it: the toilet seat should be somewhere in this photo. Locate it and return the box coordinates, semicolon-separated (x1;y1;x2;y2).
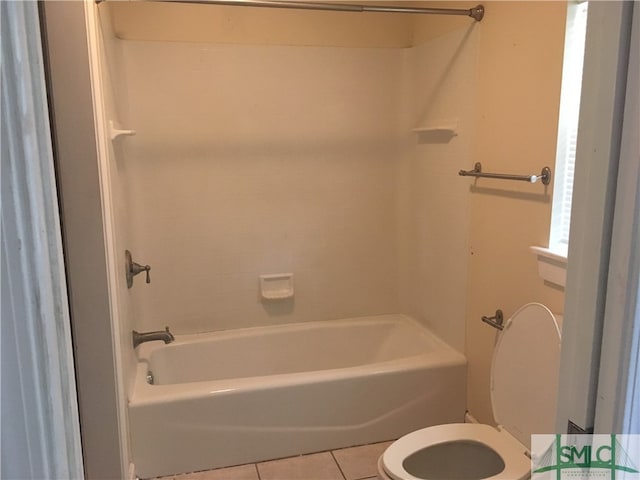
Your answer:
381;423;531;480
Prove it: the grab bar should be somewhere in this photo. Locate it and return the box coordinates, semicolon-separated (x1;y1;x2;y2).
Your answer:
481;310;504;331
459;162;551;185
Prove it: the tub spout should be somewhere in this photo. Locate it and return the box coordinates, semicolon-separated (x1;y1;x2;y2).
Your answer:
133;327;175;349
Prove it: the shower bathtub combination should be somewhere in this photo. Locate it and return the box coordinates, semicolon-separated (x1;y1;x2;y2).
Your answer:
129;314;466;478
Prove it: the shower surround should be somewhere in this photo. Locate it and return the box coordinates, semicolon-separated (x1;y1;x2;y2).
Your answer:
95;4;477;475
116;27;476;348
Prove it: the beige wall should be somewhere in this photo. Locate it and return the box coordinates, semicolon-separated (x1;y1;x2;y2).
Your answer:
462;1;567;424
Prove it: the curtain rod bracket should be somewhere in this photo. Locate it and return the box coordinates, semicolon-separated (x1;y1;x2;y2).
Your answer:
470;4;484;22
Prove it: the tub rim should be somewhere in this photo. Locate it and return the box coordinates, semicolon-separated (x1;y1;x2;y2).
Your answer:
129;313;466;406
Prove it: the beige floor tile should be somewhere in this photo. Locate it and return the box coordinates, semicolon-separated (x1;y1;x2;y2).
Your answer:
332;441;393;480
257;452;344;480
173;464;259;480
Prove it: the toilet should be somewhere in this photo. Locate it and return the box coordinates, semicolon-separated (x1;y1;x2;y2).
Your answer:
377;303;561;480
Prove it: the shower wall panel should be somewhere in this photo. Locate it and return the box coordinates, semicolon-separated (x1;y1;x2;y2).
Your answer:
396;27;478;353
119;42;403;333
96;6;139;397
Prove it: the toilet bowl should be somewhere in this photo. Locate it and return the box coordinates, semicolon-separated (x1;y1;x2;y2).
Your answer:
377;303;561;480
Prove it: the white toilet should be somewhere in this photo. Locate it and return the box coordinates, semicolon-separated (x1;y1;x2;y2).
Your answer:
377;303;561;480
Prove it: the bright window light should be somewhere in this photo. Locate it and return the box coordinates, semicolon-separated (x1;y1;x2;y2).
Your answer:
550;1;589;256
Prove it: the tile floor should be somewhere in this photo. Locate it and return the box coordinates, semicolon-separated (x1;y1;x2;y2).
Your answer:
155;441;392;480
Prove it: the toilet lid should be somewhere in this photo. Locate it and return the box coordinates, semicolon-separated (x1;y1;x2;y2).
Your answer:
491;303;561;448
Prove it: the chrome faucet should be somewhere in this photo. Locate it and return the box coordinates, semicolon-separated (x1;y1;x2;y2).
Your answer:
132;326;175;349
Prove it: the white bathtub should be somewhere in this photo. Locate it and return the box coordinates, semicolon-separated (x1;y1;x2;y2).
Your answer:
129;314;466;479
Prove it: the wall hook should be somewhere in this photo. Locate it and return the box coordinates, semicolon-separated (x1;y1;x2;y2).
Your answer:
481;309;504;330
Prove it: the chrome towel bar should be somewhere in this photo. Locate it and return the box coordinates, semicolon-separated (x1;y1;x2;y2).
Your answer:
459;162;551;185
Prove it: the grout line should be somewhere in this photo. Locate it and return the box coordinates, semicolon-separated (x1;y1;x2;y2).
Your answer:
161;441;393;480
330;450;347;480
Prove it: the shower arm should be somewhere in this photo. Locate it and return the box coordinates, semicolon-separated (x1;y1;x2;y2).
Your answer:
95;0;485;22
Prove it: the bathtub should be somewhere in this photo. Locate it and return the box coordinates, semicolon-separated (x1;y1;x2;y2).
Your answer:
129;314;466;479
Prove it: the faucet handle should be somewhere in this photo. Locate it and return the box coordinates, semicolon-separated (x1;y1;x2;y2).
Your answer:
126;250;151;288
143;265;151;284
132;262;151;283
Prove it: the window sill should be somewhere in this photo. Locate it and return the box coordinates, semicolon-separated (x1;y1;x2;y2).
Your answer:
530;246;568;289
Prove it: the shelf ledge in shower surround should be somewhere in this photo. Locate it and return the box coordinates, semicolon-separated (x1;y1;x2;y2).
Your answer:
412;123;458;144
412;125;457;134
109;120;136;141
530;246;567;289
259;273;294;300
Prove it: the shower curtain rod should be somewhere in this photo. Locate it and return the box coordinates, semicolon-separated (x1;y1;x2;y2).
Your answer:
96;0;485;21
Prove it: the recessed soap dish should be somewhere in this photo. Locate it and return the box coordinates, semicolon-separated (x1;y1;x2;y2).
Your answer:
259;273;294;300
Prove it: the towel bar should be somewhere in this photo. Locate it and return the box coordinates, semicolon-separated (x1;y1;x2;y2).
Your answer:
459;162;551;185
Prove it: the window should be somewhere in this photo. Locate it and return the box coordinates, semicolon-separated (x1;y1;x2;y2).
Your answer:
549;1;589;256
